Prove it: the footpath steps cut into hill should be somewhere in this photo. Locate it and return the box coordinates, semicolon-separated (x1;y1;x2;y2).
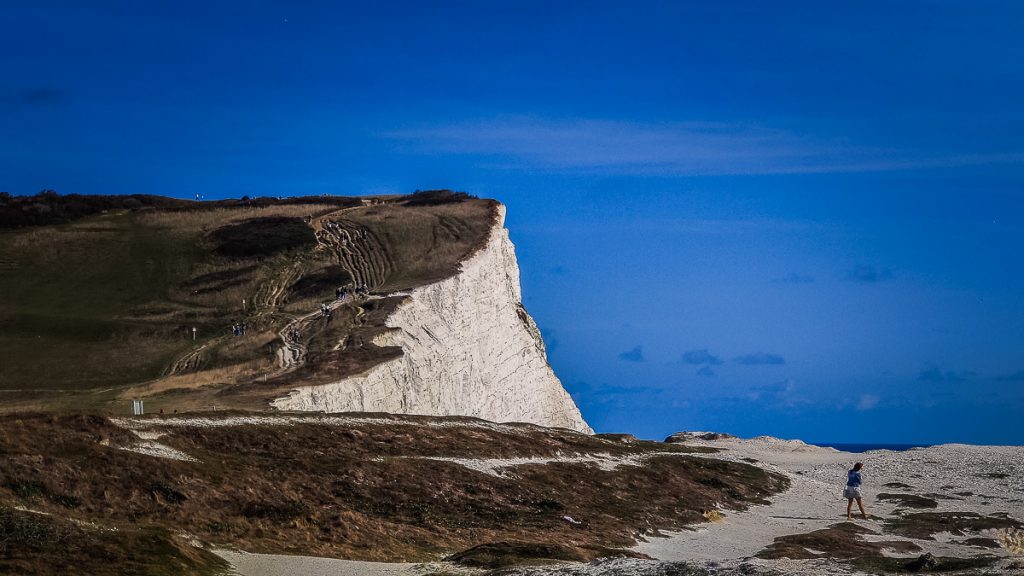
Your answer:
274;209;397;375
315;218;394;291
273;296;352;374
164;342;211;376
165;205;396;378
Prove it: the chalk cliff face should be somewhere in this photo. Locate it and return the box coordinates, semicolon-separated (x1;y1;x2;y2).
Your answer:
273;205;592;433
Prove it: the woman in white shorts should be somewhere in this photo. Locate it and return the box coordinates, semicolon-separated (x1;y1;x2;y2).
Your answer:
845;462;868;520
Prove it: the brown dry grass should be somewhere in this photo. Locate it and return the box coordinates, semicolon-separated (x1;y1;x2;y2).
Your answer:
1003;528;1024;555
125;360;272;398
135;203;343;231
758;522;921;560
0;506;229;576
876;492;938;509
340;199;498;291
0;413;786;566
884;511;1022;540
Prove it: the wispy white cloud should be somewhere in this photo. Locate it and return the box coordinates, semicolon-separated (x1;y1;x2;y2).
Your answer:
856;394;880;411
746;378;809;409
917;364;976;383
385;116;1024;176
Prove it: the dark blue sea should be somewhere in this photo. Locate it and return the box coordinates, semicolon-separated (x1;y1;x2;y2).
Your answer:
811;443;931;453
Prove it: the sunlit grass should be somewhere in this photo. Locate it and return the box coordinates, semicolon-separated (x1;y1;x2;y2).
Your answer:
1002;528;1024;555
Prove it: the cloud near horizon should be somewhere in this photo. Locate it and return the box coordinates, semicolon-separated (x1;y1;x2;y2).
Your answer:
734;353;786;366
744;378;806;408
682;349;723;365
386;117;1024;176
848;265;894;283
618;345;645;363
997;370;1024;382
856;394;880;411
772;272;815;285
917;364;976;383
696;366;716;377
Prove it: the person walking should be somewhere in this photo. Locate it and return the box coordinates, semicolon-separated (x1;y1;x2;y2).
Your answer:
845;462;868;520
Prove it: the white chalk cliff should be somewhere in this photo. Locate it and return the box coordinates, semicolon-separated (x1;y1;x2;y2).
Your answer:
273;205;592;433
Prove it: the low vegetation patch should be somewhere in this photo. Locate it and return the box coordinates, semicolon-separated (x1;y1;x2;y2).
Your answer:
286;267;352;302
759;525;1004;576
956;537;1002;549
209;216;316;259
446;541;590;568
852;553;998;574
0;190;361;229
404;189;476;206
877;493;939;509
2;479;80;509
884;512;1023;540
0;506;229;576
445;541;645;568
757;522;920;560
1002;528;1024;555
0;413;786;565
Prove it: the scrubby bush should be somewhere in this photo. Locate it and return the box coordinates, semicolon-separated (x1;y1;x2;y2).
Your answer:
209;216;316;259
1003;528;1024;555
0;191;362;229
404;189;476;206
0;507;69;553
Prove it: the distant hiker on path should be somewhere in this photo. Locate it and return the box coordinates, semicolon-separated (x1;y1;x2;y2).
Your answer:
845;462;868;520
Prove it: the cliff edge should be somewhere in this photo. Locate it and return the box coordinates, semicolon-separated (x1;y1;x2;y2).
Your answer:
273;205;591;433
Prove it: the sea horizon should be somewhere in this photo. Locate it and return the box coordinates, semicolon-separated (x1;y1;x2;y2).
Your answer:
809;440;1023;452
810;442;931;453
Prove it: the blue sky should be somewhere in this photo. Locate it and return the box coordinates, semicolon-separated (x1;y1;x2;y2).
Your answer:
3;1;1024;443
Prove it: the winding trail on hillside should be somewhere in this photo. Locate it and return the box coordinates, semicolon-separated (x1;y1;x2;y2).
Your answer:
315;217;394;291
272;300;344;374
164;343;210;376
160;199;471;383
164;204;394;378
271;206;395;375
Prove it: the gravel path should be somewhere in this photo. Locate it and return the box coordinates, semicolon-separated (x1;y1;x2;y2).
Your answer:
634;436;1024;573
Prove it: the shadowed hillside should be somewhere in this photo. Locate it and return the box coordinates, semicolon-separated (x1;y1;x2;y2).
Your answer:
0;191;496;413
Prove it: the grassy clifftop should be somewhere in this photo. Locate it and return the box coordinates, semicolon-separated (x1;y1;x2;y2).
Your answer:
0;191;497;413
